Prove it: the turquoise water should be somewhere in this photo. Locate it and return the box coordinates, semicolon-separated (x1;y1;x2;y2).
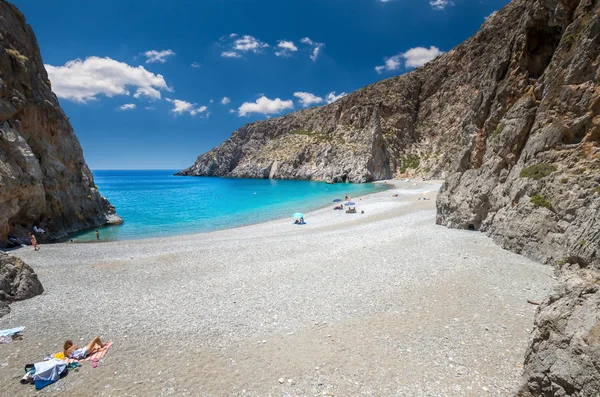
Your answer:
71;170;387;241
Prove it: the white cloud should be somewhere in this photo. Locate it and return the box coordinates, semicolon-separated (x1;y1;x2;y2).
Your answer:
238;96;294;116
484;11;497;20
210;99;214;103
278;41;298;51
191;62;202;68
166;98;208;116
403;46;443;68
375;54;403;73
229;109;235;113
234;35;269;53
300;37;325;62
119;103;136;110
293;92;323;107
275;40;298;57
144;49;175;64
45;56;169;103
221;51;242;58
133;86;162;99
326;91;347;104
430;0;453;10
375;46;442;73
221;96;231;105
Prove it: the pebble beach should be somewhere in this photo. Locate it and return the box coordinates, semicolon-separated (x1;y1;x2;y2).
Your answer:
0;180;557;396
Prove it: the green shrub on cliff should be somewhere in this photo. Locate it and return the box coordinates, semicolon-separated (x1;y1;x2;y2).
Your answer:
520;163;557;180
531;194;551;209
400;154;420;173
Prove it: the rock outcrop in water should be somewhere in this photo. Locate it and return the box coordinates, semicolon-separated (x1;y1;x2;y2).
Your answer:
0;251;43;317
0;0;121;246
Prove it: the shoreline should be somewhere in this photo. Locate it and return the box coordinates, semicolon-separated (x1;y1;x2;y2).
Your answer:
0;179;556;396
59;178;397;245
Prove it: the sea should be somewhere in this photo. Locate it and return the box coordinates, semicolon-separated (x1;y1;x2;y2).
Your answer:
70;170;388;242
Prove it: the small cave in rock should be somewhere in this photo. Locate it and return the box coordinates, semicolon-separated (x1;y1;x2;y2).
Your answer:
467;224;476;231
526;26;562;79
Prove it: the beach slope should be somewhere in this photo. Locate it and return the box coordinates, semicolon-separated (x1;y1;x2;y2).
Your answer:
0;181;556;396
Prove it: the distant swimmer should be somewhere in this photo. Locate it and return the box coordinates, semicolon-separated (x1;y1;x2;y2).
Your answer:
95;230;100;240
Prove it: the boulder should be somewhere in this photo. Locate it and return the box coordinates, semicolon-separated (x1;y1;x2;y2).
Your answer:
516;266;600;396
0;251;44;317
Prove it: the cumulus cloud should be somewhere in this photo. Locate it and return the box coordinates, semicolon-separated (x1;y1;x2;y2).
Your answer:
191;62;202;68
221;96;231;105
221;51;242;58
238;96;293;116
375;46;442;73
45;56;169;103
234;35;269;53
430;0;453;10
144;49;175;63
275;40;298;57
119;103;136;110
403;46;443;68
326;91;347;104
293;92;323;107
300;37;325;62
166;98;208;116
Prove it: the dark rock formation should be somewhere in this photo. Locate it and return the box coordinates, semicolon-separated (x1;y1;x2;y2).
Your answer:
0;251;43;317
516;266;600;396
0;0;122;246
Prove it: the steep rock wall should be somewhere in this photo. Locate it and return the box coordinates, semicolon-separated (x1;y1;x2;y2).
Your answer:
0;0;121;245
436;0;599;268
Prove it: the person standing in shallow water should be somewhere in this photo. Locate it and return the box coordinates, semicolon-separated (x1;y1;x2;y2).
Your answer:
28;232;40;251
95;230;100;240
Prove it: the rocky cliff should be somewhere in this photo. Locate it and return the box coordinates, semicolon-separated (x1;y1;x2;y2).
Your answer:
0;0;121;246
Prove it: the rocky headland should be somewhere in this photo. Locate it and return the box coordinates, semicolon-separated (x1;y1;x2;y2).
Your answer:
181;0;600;394
0;0;121;247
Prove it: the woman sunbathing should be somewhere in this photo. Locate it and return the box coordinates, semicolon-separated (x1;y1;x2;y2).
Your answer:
64;336;104;359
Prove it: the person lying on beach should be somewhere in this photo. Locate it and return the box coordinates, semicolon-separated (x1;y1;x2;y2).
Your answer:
64;336;104;360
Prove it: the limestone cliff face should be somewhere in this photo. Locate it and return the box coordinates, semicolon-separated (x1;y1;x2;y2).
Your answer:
436;0;599;269
0;0;121;245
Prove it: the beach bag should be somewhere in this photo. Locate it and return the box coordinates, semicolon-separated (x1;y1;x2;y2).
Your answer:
31;358;67;390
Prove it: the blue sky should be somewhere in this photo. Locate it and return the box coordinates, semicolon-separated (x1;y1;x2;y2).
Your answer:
13;0;507;170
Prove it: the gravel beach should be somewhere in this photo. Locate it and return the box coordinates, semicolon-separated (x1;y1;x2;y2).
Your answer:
0;180;557;396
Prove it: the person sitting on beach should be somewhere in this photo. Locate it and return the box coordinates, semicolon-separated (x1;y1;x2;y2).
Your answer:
344;194;349;200
64;336;104;360
28;233;40;251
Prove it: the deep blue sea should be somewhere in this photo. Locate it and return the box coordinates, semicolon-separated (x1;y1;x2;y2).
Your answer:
71;170;387;241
